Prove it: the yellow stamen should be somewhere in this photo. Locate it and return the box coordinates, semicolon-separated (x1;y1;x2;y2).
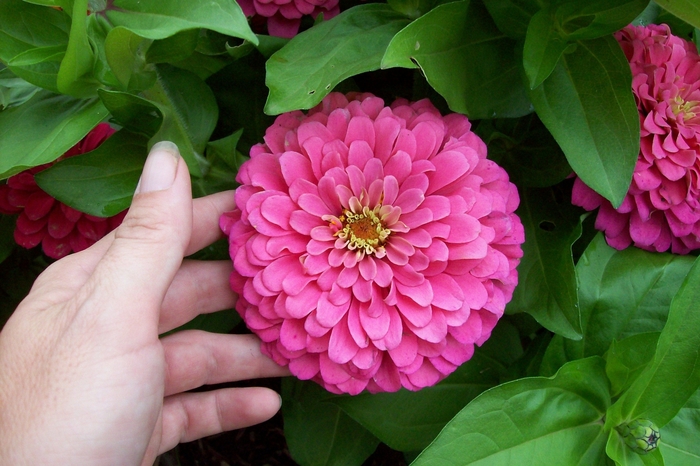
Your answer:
335;206;391;256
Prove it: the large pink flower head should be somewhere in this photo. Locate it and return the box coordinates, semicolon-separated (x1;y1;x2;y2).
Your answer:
220;92;524;395
0;123;126;259
572;24;700;254
238;0;339;38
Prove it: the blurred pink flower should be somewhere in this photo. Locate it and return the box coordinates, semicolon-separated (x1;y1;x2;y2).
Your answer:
221;92;524;394
238;0;339;38
0;123;126;259
572;24;700;254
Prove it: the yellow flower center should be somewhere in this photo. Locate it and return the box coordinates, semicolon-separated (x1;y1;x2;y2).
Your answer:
672;94;699;120
336;206;391;255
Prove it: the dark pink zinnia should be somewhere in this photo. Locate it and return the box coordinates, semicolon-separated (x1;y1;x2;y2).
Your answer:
220;92;524;395
0;123;126;259
572;24;700;254
237;0;339;38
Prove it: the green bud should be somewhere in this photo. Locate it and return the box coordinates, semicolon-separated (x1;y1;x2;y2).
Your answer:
617;419;660;454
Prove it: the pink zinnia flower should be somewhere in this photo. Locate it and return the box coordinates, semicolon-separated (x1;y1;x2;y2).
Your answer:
237;0;339;38
0;123;126;259
572;24;700;254
220;92;524;395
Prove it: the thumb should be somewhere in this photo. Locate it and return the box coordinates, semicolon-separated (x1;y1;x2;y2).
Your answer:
82;141;193;333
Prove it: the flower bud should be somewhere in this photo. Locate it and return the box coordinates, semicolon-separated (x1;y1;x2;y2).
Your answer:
618;419;660;454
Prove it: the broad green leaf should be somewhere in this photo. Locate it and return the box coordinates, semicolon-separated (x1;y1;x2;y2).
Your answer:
57;0;99;97
523;8;570;89
508;187;582;340
605;332;660;398
412;357;611;466
283;379;380;466
98;89;162;136
631;2;661;27
382;0;532;119
206;129;245;172
144;65;217;156
567;234;695;361
23;0;71;8
332;322;523;452
0;0;70;62
655;0;700;29
606;429;664;466
105;27;156;92
554;0;649;41
7;45;64;92
264;4;410;114
146;29;199;64
661;388;700;466
606;255;700;429
387;0;442;19
100;77;212;179
34;130;148;217
0;68;40;109
0;91;108;179
482;0;540;38
107;0;257;43
529;36;639;208
539;334;569;377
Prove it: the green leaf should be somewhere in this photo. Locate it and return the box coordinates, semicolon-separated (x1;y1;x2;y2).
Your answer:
331;322;523;452
0;0;70;62
192;130;245;197
98;88;162;136
523;8;570;89
143;66;217;168
146;29;199;64
508;187;582;340
7;45;64;92
605;332;660;398
264;4;409;114
529;36;639;208
567;234;695;361
554;0;649;41
107;0;257;43
104;27;156;92
482;0;540;39
0;66;42;110
476;114;572;188
57;0;99;97
412;357;611;466
283;379;380;466
654;0;700;29
661;388;700;466
382;0;532;119
86;13;121;89
0;90;108;179
206;129;245;172
34;129;148;217
606;255;700;429
606;429;664;466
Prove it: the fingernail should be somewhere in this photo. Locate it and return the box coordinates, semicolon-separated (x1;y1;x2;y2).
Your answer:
136;141;180;193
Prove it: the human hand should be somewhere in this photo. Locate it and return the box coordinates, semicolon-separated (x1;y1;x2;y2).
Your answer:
0;142;289;465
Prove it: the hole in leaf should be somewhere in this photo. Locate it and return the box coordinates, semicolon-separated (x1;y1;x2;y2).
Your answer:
539;220;556;232
308;89;315;95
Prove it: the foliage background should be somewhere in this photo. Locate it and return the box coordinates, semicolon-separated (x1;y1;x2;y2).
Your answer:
1;0;700;464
